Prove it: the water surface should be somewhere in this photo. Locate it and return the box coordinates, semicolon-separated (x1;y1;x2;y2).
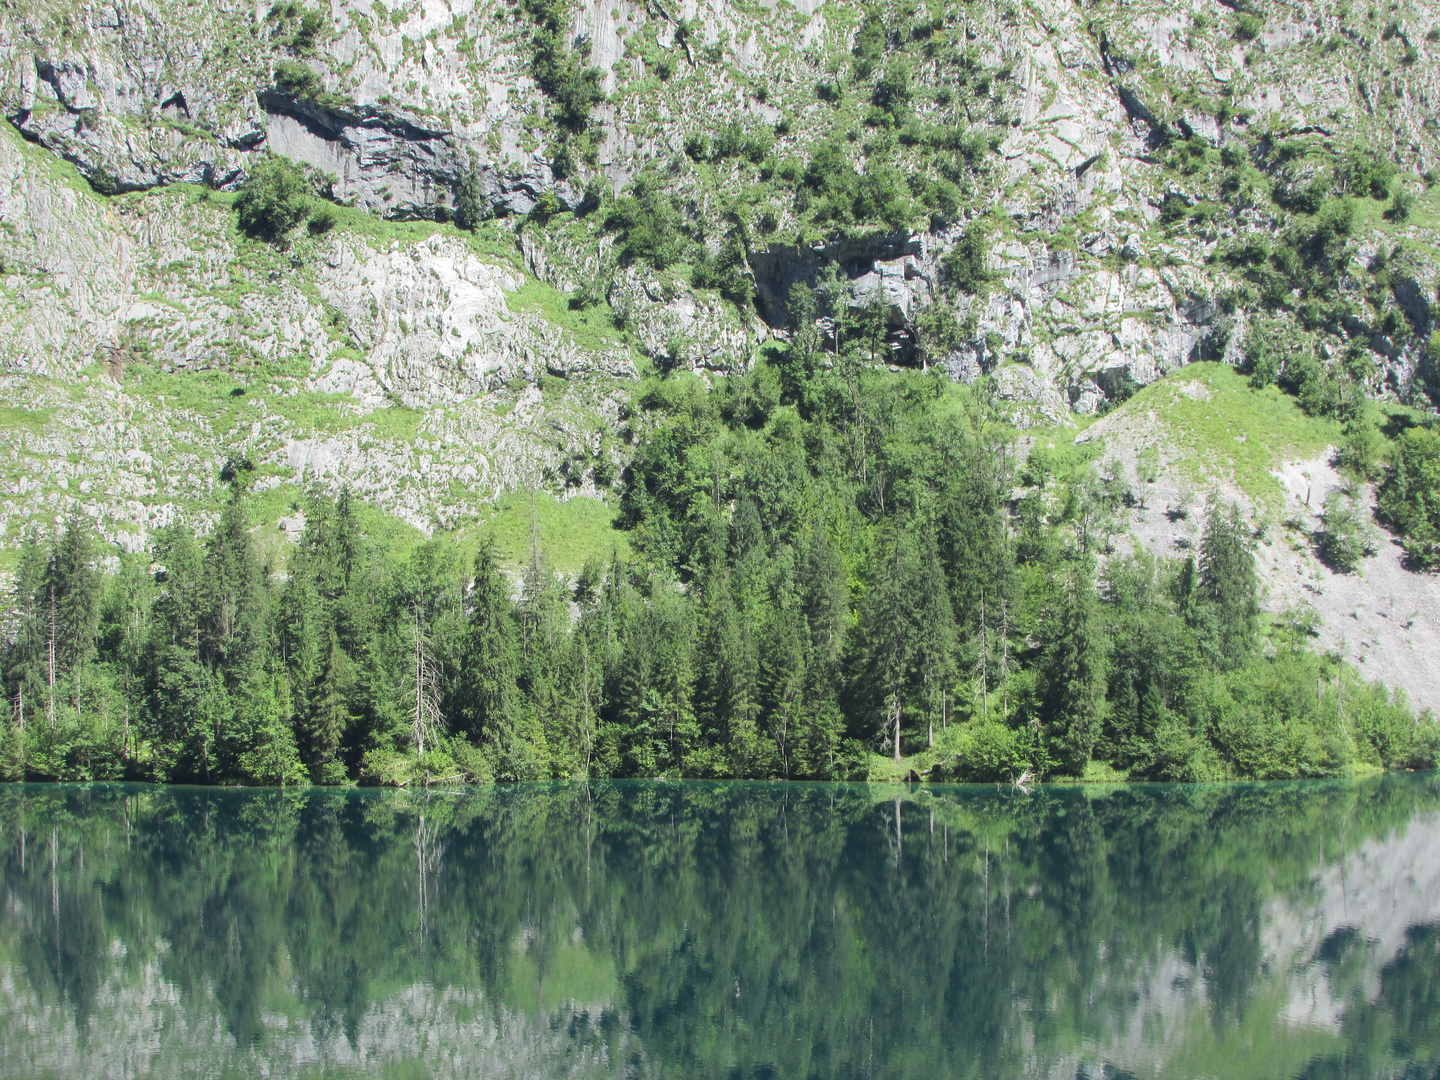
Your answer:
2;777;1439;1079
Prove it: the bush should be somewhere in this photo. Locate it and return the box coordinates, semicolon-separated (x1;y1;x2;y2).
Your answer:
291;7;325;50
235;156;313;241
692;235;754;306
1234;13;1263;40
1144;712;1220;782
88;167;121;196
1378;424;1440;567
1208;657;1349;779
453;165;487;230
1340;148;1397;201
1385;187;1414;222
274;58;324;99
1337;419;1384;481
852;6;887;78
603;173;688;268
359;748;414;786
522;0;605;131
934;722;1034;782
942;223;991;294
307;203;337;234
870;62;912;125
1316;491;1379;572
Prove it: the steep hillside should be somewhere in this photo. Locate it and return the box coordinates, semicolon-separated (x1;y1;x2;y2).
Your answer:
2;0;1438;517
2;0;1440;715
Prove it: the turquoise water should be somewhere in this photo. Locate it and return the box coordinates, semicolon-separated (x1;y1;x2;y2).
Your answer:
1;777;1438;1079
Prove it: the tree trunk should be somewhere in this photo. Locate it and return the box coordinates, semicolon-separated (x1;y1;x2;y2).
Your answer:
893;693;902;763
47;585;57;730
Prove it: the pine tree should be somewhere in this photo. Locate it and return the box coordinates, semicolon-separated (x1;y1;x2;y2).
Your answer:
759;597;807;777
1196;504;1259;670
1040;570;1109;776
2;531;49;754
696;568;763;776
202;484;269;680
611;573;697;777
50;516;102;682
516;549;570;774
301;635;353;780
850;530;921;762
461;540;523;775
913;531;956;749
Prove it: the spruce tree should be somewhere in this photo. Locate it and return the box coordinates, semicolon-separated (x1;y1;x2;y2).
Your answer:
1196;504;1259;670
301;636;352;780
1041;570;1109;776
461;540;523;775
696;568;763;777
50;516;101;681
850;529;921;762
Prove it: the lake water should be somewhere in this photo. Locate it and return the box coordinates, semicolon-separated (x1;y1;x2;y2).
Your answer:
2;777;1438;1079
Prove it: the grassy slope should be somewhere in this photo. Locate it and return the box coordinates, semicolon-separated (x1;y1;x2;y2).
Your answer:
1022;362;1344;511
1126;362;1341;504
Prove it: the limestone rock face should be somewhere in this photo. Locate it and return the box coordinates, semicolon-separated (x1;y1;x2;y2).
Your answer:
0;0;1437;532
0;127;630;544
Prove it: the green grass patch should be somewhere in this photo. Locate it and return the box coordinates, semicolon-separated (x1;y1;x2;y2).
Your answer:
1100;362;1342;507
124;365;258;435
0;122;102;201
0;405;54;435
504;277;629;353
265;391;364;435
361;403;425;441
468;491;630;573
246;482;426;569
297;200;523;269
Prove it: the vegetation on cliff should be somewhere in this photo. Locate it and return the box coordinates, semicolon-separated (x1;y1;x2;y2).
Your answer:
3;351;1433;786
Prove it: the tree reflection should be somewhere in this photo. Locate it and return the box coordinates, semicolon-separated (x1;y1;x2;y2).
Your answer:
0;777;1438;1079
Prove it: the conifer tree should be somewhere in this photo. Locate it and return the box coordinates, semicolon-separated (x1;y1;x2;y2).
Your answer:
301;635;352;780
461;540;523;776
698;503;768;774
1196;504;1259;670
1041;570;1109;775
851;530;922;762
50;516;101;684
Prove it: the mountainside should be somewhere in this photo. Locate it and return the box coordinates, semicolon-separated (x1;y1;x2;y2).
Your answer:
4;0;1439;532
3;0;1440;755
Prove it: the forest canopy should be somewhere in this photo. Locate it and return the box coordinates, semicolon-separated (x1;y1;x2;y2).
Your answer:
1;346;1434;786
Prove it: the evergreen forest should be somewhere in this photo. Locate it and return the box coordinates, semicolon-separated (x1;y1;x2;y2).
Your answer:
2;344;1435;786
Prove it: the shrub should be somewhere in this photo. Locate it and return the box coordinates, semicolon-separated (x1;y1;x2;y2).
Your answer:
88;167;121;195
1339;148;1397;200
942;223;992;294
1378;424;1440;567
274;58;324;99
603;173;688;268
291;7;326;50
522;0;605;131
691;235;754;306
870;62;912;125
307;203;337;234
850;163;914;228
453;166;487;230
852;6;887;77
1234;12;1263;40
1384;187;1414;222
528;188;562;222
1337;419;1384;481
934;722;1034;782
1316;491;1379;572
235;156;313;241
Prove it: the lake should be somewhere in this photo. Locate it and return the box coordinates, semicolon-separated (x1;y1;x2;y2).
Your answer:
1;777;1438;1079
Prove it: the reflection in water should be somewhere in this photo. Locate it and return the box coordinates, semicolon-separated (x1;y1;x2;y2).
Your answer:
1;777;1439;1079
